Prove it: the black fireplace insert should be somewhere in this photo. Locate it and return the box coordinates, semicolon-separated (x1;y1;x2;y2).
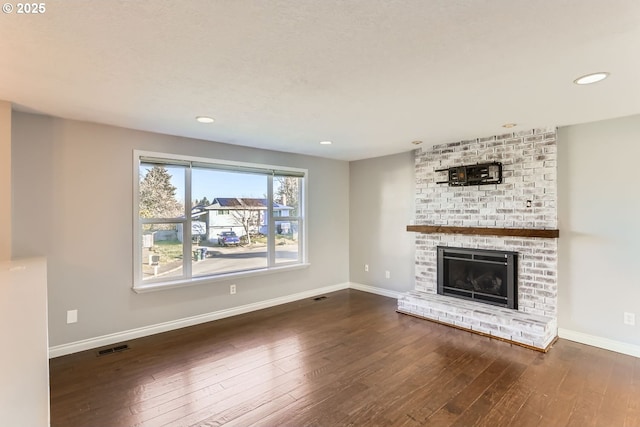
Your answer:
437;246;518;309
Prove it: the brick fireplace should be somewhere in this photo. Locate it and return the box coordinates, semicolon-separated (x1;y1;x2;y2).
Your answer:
397;128;559;351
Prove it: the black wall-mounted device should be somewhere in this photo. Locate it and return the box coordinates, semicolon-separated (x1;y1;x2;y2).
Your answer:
436;162;502;186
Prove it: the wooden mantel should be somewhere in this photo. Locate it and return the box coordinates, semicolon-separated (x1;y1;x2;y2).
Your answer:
406;225;559;239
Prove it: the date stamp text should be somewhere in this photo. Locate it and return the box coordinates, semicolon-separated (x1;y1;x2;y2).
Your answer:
3;3;46;14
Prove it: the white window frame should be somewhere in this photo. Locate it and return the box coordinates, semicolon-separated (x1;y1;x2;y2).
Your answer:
133;150;308;293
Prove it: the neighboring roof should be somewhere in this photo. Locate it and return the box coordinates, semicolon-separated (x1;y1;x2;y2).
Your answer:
191;210;208;219
210;198;247;208
205;198;292;210
206;198;267;210
241;198;269;208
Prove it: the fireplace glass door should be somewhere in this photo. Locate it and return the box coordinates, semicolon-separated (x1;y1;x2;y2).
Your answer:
437;246;517;309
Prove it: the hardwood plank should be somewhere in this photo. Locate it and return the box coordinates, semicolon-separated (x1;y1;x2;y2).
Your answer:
624;358;640;427
537;346;593;426
473;380;532;427
506;344;573;426
592;356;632;426
243;323;443;426
379;338;491;425
398;340;501;424
564;354;613;427
449;360;530;427
423;358;512;425
472;350;544;427
349;339;486;425
49;289;640;427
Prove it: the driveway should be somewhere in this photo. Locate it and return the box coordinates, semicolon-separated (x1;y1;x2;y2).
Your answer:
192;243;298;276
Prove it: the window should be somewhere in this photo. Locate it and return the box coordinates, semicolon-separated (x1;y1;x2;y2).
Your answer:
133;151;307;291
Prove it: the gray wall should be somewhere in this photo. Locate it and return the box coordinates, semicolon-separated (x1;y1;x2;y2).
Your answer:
11;112;350;347
349;151;415;293
558;115;640;345
349;116;640;350
12;110;640;350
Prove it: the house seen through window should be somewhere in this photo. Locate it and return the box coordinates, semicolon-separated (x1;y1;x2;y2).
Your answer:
134;151;306;290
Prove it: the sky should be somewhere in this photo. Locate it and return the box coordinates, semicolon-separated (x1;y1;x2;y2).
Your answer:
191;168;267;203
141;164;267;205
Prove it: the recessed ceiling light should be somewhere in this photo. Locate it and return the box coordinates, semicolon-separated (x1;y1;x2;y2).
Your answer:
196;116;215;123
411;140;423;145
320;140;332;145
502;123;517;128
573;72;609;85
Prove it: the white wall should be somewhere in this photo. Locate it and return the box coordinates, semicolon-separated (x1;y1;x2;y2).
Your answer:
349;151;415;293
2;104;50;426
0;258;49;427
0;101;10;261
11;112;350;347
558;115;640;346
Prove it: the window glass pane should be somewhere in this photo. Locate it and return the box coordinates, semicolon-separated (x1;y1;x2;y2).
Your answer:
141;224;184;281
135;152;306;289
139;164;185;219
274;176;301;216
275;220;299;263
191;168;268;276
192;232;268;276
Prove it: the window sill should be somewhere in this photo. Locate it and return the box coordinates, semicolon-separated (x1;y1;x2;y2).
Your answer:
132;263;311;294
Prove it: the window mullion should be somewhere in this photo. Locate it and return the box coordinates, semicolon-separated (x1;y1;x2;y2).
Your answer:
271;216;300;221
134;155;142;285
140;218;185;224
184;165;193;279
267;174;275;267
300;177;306;263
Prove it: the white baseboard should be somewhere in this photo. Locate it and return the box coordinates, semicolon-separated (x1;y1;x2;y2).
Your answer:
348;282;404;299
558;328;640;358
47;283;438;358
49;282;350;358
51;285;640;360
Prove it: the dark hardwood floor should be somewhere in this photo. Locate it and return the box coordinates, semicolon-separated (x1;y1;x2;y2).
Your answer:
50;289;640;427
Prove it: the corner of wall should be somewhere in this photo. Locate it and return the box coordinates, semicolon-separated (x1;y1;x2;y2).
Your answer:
0;101;11;261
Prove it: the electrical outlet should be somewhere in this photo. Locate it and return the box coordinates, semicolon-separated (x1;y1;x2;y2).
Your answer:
624;312;635;326
67;310;78;324
526;200;532;208
385;270;391;279
230;284;236;295
364;264;369;272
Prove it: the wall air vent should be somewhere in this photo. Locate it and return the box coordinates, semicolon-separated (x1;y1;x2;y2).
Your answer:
96;344;130;357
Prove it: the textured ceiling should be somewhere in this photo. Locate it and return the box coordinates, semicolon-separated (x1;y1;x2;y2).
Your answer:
1;0;639;160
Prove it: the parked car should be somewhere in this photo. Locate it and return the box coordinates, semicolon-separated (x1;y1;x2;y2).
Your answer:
217;231;240;246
